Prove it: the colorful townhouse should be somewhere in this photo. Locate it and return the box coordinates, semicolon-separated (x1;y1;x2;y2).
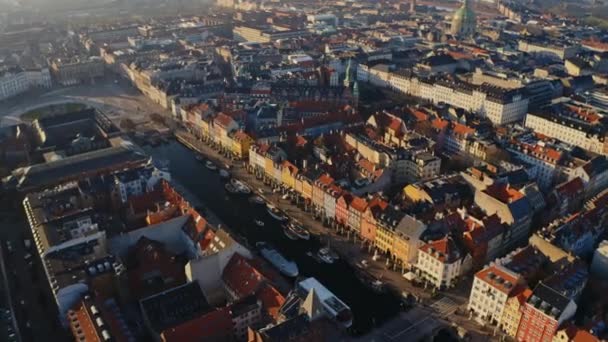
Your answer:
360;196;388;243
336;192;354;228
313;174;334;219
375;206;404;255
323;184;342;227
348;196;368;235
228;130;254;160
392;214;427;271
281;160;299;190
212;113;239;148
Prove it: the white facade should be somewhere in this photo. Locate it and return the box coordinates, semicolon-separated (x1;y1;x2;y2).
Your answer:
0;67;53;101
386;72;529;125
0;68;29;101
467;265;520;324
416;247;462;289
525;113;606;155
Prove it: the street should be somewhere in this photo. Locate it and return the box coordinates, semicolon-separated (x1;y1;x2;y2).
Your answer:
0;77;170;129
0;211;68;342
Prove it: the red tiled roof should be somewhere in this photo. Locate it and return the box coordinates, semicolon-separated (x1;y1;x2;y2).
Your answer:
410;109;429;122
419;237;461;263
350;196;368;213
484;183;524;203
214;113;235;129
282;160;299;175
431;118;448;130
555;177;584;198
475;265;520;295
316;173;334;187
160;307;234;342
256;283;285;321
452;122;475;136
222;253;265;299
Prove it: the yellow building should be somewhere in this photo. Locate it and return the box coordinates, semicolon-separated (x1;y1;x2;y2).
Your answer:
392;233;410;267
264;156;275;179
500;288;531;337
229;130;253;160
375;225;394;254
302;177;313;201
403;184;428;203
281;161;298;190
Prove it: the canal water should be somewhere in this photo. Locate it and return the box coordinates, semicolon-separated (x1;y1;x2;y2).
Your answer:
147;141;401;335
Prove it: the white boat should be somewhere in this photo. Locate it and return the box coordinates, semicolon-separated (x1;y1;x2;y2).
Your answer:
283;226;300;240
286;222;310;240
205;160;217;171
255;219;265;227
219;169;230;179
249;196;265;205
256;242;299;277
266;205;288;222
230;179;251;194
317;248;335;264
195;155;205;162
297;277;353;328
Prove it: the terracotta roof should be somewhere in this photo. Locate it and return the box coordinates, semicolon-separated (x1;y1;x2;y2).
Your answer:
160;307;233;342
452;122;475;136
350;196;368;213
410;109;429;122
419;236;461;263
475;265;520;295
256;283;286;321
431;118;448;130
222;253;265;299
214;113;236;129
484;183;524;203
316;174;334;187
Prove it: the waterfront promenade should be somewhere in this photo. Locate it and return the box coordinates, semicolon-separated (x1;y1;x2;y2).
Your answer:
174;129;492;340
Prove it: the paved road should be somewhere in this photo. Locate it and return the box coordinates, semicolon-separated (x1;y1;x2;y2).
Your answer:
0;212;68;342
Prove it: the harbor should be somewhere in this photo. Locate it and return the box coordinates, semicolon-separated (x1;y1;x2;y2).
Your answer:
146;137;403;335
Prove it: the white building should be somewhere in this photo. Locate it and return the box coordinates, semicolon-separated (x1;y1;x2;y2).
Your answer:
591;240;608;280
0;67;29;101
386;70;529;125
416;237;465;289
525;103;607;156
467;265;522;325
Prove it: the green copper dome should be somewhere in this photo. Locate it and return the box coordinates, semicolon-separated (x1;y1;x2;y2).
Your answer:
451;0;476;38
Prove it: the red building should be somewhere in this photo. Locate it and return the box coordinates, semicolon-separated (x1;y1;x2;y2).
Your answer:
336;192;353;227
360;196;388;243
516;283;576;342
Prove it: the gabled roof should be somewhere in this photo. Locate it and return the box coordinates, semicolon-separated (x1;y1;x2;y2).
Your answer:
160;307;233;342
214;113;236;129
419;236;462;263
256;283;286;321
475;265;520;295
222;253;265;299
349;196;368;213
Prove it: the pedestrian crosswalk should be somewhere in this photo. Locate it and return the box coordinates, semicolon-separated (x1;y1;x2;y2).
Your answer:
429;297;459;317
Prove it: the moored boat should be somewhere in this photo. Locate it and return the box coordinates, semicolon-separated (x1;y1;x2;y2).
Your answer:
256;242;299;277
224;183;239;194
317;248;335;264
266;205;288;222
205;160;217;171
219;169;230;179
195;155;205;162
230;178;251;194
283;226;299;240
287;222;310;240
254;219;265;227
249;196;265;205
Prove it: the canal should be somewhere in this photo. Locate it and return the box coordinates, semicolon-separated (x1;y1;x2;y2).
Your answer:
147;141;402;335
